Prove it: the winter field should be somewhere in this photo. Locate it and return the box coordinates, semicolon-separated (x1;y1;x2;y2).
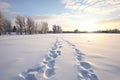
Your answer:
0;33;120;80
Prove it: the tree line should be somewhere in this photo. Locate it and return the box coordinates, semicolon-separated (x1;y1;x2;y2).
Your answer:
0;11;62;35
0;12;11;35
15;15;49;35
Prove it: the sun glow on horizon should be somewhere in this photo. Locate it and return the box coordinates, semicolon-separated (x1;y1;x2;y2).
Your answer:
80;21;99;32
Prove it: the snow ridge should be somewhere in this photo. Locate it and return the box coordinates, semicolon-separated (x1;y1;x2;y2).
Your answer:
63;39;99;80
17;39;62;80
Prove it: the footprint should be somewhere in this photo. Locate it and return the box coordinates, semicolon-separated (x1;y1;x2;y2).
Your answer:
77;62;99;80
49;53;58;58
80;62;91;69
90;73;99;80
17;39;61;80
63;39;99;80
75;49;83;54
71;44;75;46
25;73;37;80
59;45;62;48
75;49;79;52
76;55;84;61
33;65;45;74
74;48;83;56
44;68;55;78
50;50;56;54
78;69;99;80
45;56;52;61
46;60;55;68
43;56;53;64
57;50;61;55
52;45;57;50
52;47;56;50
27;68;38;73
80;70;89;78
77;66;89;79
38;67;44;74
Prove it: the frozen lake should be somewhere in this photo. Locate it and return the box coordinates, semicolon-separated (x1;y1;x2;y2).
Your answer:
0;33;120;80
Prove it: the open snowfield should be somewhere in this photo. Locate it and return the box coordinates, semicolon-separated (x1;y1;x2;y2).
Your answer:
0;33;120;80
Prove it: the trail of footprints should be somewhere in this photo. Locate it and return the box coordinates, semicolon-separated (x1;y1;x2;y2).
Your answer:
64;39;99;80
17;38;99;80
17;39;62;80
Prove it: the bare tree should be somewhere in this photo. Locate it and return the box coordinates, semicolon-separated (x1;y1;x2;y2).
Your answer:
15;15;25;35
13;26;17;32
53;25;62;33
58;25;62;33
34;23;39;34
74;29;79;33
26;17;35;34
0;11;12;35
5;19;12;34
41;22;49;34
0;11;5;35
53;25;57;33
36;23;41;33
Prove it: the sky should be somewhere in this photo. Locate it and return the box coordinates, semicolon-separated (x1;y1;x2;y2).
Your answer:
0;0;120;31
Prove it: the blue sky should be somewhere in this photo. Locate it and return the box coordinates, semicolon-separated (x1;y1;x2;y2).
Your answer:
0;0;120;31
0;0;67;15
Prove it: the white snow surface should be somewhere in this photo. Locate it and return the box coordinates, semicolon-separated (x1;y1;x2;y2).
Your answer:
0;34;120;80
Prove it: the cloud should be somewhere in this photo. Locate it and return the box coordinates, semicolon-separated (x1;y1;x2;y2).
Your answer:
96;18;120;24
32;12;120;31
32;15;59;20
32;13;99;31
32;13;85;25
0;1;23;19
61;0;120;16
60;0;120;30
95;18;120;30
61;0;97;10
32;13;80;30
0;1;11;12
61;0;120;10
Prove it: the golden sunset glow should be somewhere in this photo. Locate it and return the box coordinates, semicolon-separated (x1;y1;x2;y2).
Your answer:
80;21;99;31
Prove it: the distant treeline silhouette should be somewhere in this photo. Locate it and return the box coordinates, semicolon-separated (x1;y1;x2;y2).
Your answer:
71;29;120;33
93;29;120;33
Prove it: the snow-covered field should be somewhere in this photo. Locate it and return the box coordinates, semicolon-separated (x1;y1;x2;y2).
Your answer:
0;34;120;80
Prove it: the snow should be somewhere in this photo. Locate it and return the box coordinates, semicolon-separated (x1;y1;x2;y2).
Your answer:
0;34;120;80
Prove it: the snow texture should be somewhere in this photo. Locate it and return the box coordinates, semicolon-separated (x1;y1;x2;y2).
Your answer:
0;34;120;80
